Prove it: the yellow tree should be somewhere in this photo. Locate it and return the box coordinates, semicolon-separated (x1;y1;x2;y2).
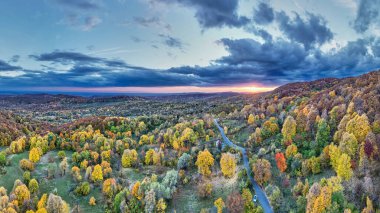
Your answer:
339;132;358;157
247;114;255;125
346;114;371;143
102;178;116;199
220;153;236;178
156;198;167;213
362;196;374;213
311;186;332;213
285;144;298;158
145;149;155;165
29;148;41;163
132;181;143;200
91;164;103;183
139;135;149;145
152;151;161;165
121;149;138;168
89;197;96;206
37;194;47;209
336;153;352;180
36;208;47;213
282;116;297;145
241;188;252;205
195;149;214;176
328;144;341;170
214;198;225;213
14;184;30;205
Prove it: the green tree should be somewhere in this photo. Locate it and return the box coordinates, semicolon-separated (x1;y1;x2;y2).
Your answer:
315;119;330;153
28;179;39;194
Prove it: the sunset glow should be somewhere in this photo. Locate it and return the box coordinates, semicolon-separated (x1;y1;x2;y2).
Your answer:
23;85;277;94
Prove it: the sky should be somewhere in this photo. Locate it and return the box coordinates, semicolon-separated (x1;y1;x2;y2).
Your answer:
0;0;379;94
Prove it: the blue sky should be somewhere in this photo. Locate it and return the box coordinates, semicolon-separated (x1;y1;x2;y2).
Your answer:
0;0;379;93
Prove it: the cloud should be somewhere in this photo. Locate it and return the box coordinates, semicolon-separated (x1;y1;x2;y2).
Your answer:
55;0;100;10
276;11;334;49
245;26;273;42
30;51;102;64
3;35;380;88
133;16;171;31
215;37;380;82
58;14;102;31
353;0;380;33
157;0;249;29
82;16;102;31
216;38;306;78
0;60;21;71
159;34;185;50
9;55;20;63
253;2;274;25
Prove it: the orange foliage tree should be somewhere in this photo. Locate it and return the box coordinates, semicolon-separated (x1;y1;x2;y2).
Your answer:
275;152;287;172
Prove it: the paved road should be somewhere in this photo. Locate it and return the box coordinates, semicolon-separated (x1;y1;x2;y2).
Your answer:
214;119;273;213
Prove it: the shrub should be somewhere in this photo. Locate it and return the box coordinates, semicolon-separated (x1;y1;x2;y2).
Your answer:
19;159;35;171
23;171;31;184
75;182;91;196
89;197;96;206
57;151;66;160
0;152;6;166
28;179;39;194
198;182;213;198
177;153;191;170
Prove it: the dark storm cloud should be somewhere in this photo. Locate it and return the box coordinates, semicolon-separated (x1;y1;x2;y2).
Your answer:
353;0;380;33
213;37;380;83
3;35;380;88
245;26;273;42
157;0;249;28
253;2;274;25
276;11;334;49
0;60;21;71
30;51;102;64
55;0;99;10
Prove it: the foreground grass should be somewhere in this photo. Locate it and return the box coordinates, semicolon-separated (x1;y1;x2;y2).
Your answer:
0;152;28;192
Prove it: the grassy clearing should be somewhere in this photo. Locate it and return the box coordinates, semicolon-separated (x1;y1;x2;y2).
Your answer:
169;170;240;212
0;152;29;192
32;150;105;213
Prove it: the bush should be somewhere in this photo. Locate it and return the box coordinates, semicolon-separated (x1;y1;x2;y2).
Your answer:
19;159;35;171
57;151;66;160
29;179;39;194
89;197;96;206
198;182;213;198
177;153;191;170
75;182;91;196
23;171;31;183
0;152;6;166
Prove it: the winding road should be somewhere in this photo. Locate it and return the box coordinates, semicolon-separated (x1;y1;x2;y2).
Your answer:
214;119;273;213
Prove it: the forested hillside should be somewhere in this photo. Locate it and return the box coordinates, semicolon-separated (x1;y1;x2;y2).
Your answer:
0;70;379;213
